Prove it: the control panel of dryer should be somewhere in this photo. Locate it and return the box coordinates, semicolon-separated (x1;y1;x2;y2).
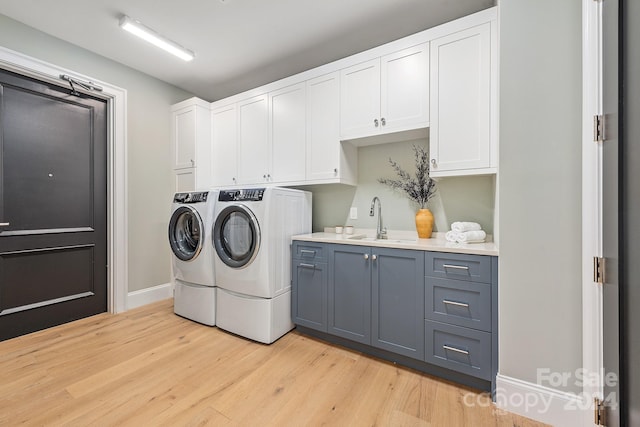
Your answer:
218;188;265;202
173;192;209;203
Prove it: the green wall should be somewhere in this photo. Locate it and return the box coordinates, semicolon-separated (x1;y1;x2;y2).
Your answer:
499;0;583;393
300;138;495;235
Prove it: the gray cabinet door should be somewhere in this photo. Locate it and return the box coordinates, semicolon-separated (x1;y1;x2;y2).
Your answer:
328;244;371;344
292;260;327;332
372;247;425;360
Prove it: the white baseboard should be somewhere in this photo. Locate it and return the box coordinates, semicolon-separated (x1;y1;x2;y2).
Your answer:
495;374;592;427
127;282;174;310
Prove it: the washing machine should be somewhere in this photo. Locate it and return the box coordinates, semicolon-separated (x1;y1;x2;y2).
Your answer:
169;190;218;325
212;187;312;343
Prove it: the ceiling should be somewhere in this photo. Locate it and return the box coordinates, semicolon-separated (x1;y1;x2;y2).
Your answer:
0;0;494;102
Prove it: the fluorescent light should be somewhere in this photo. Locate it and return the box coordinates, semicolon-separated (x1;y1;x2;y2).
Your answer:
119;15;195;62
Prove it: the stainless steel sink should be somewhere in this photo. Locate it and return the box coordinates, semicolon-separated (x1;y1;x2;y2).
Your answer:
346;235;417;244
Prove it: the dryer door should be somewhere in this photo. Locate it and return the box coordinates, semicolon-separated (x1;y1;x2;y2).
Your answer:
213;205;261;269
168;206;204;261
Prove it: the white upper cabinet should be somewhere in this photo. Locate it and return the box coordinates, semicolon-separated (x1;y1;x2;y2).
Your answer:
269;83;307;183
340;43;429;141
171;98;211;191
211;103;238;187
237;94;269;184
429;23;495;177
306;72;357;184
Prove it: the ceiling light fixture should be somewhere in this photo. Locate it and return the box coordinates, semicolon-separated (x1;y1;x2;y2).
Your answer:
119;15;195;62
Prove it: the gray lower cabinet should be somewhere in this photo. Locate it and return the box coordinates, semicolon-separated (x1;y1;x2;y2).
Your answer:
291;240;498;393
292;243;328;332
328;244;371;344
371;247;425;360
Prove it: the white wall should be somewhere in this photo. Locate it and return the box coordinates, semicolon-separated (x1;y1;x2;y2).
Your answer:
499;0;582;394
0;14;194;293
300;138;495;235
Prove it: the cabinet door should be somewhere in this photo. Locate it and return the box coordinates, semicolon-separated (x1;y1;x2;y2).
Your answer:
380;43;429;133
269;83;306;183
328;245;371;344
371;247;425;360
174;168;194;193
307;72;341;181
172;106;196;170
430;23;491;175
340;59;381;140
237;94;269;184
211;103;238;186
292;260;327;332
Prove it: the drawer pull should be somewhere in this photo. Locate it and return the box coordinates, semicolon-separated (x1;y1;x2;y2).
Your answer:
300;249;316;255
443;264;470;271
299;263;316;269
443;344;470;356
443;299;470;308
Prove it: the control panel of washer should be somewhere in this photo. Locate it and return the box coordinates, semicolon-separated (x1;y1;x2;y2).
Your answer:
218;188;265;202
173;191;209;203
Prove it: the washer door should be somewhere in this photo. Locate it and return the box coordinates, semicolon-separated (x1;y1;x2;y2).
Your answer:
168;206;204;261
213;205;260;269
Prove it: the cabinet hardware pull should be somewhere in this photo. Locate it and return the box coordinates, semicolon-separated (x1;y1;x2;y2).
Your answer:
443;299;470;308
300;250;316;255
381;117;386;126
443;264;469;271
443;344;470;356
299;263;315;269
374;119;379;127
431;159;437;167
372;254;377;261
334;168;338;174
0;222;9;226
364;254;369;260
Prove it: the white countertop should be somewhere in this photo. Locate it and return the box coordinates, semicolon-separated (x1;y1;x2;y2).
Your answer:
292;230;499;256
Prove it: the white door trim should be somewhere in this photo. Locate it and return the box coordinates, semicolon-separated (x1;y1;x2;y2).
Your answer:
582;0;604;408
0;46;128;314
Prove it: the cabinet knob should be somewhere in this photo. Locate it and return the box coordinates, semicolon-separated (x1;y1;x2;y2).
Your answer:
374;119;379;127
364;253;369;260
232;177;236;182
372;254;377;261
267;174;271;180
380;118;386;126
190;159;195;166
431;159;437;168
263;174;267;179
334;168;338;174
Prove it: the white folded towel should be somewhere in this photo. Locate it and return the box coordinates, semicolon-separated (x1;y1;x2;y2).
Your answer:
445;230;459;243
451;221;482;233
456;230;486;243
445;229;486;243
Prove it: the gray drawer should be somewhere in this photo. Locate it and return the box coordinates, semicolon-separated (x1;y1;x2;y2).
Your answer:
293;242;326;261
425;320;491;380
425;252;492;283
426;278;492;332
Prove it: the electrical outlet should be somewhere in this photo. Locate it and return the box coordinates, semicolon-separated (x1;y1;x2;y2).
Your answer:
350;207;358;220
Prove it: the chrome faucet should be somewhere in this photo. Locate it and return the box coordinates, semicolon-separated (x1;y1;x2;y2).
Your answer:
369;196;387;239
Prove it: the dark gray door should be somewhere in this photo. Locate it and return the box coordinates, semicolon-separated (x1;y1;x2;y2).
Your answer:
0;69;107;341
602;0;620;425
621;1;640;425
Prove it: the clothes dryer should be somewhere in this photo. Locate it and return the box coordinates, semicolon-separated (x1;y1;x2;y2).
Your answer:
212;187;311;343
169;190;218;325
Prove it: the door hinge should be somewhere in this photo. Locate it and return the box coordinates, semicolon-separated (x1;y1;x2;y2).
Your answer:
594;114;605;142
594;256;606;284
595;397;607;426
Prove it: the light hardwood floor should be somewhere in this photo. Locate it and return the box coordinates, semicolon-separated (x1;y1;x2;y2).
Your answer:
0;299;548;426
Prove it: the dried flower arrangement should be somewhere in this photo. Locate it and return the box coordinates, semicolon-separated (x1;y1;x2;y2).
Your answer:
377;144;436;209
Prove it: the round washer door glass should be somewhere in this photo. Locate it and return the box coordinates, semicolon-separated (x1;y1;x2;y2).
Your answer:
168;206;204;261
213;205;260;269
